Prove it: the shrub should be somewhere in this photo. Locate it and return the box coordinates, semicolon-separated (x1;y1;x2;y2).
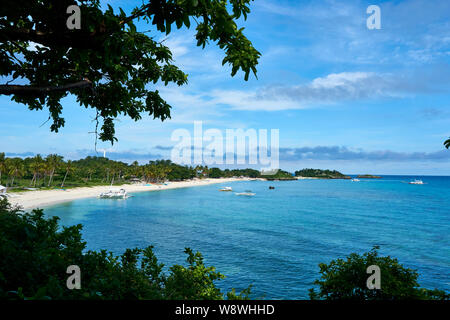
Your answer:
309;246;449;300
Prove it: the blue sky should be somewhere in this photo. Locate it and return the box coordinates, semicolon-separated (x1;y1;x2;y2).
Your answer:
1;0;450;174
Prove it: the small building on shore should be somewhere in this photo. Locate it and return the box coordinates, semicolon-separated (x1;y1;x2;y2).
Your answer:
129;178;142;184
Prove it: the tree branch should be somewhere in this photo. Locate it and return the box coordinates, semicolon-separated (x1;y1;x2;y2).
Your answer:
0;79;92;95
120;4;151;25
0;28;104;49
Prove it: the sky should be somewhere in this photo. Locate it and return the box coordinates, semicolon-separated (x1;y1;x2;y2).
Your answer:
1;0;450;175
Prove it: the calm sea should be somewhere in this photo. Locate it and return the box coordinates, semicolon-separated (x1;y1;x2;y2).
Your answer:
44;176;450;299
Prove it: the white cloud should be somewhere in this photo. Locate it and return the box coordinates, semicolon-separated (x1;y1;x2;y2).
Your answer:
310;72;373;89
256;0;450;66
209;89;302;111
163;34;224;75
164;36;191;59
150;69;450;112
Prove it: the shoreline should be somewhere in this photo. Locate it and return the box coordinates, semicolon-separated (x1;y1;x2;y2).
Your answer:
8;178;246;210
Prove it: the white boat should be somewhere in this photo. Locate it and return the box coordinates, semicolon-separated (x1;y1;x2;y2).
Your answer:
408;179;424;185
351;179;360;182
0;185;8;198
235;190;256;196
220;187;233;192
98;188;129;199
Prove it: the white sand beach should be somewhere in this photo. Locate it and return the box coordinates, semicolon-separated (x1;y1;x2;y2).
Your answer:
8;178;245;210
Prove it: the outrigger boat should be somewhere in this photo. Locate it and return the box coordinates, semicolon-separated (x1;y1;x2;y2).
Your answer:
408;179;424;185
219;187;233;192
235;190;256;196
0;185;8;198
98;188;130;199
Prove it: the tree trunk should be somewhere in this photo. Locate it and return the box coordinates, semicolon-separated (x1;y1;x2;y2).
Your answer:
0;80;93;95
30;173;36;186
61;170;69;188
48;169;55;187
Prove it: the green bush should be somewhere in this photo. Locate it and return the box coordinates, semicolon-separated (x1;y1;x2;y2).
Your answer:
0;199;250;300
309;246;449;300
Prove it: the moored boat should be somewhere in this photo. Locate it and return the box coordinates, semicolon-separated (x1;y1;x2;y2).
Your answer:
235;190;256;196
0;185;8;198
98;188;129;199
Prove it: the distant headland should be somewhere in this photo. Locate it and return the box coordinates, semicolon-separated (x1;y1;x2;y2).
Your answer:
294;169;351;179
356;174;382;179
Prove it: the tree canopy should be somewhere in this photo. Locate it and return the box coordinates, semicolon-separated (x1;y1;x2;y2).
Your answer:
0;0;260;143
294;168;350;179
309;247;449;300
0;152;271;190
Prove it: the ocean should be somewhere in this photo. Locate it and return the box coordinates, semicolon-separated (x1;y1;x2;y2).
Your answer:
44;176;450;299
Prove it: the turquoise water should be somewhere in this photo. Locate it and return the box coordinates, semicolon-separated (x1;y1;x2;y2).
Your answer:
44;176;450;299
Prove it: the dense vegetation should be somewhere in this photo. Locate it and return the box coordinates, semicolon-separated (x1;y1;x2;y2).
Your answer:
0;153;195;190
208;167;261;179
3;152;402;191
0;0;259;144
263;170;296;180
309;247;449;300
357;174;382;179
0;152;274;191
295;168;350;179
0;198;251;300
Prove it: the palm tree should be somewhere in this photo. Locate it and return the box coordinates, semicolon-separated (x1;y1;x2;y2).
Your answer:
86;168;95;181
30;154;43;187
104;167;110;183
159;166;171;182
111;163;125;184
149;164;159;182
194;165;202;177
116;163;123;182
130;161;140;179
61;160;74;188
38;161;48;187
0;152;5;185
46;154;63;187
110;165;117;185
201;165;209;177
6;158;25;188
